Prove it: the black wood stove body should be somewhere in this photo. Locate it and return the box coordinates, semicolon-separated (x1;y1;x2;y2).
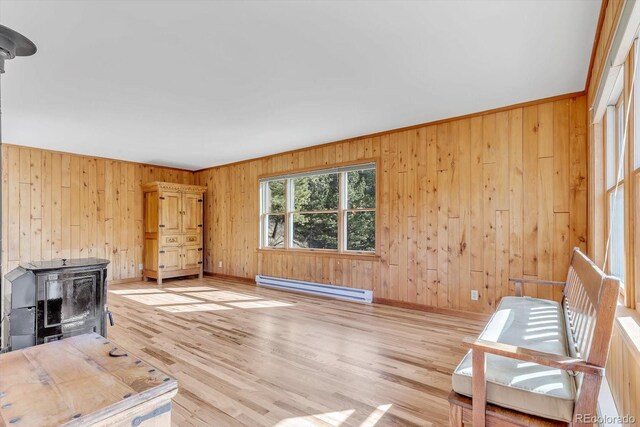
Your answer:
3;258;110;351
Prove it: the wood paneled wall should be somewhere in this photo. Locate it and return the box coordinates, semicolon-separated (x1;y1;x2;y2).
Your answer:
606;314;640;423
195;94;588;314
0;144;195;282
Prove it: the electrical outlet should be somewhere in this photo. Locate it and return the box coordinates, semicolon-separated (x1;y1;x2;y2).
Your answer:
218;261;223;268
471;290;479;301
138;263;143;270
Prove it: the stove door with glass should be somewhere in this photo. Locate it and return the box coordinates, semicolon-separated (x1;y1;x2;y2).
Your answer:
36;268;106;344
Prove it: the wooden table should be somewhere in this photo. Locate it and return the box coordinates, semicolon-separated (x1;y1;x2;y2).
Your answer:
0;333;178;426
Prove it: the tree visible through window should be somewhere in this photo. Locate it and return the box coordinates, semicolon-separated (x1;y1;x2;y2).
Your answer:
346;169;376;251
292;173;339;249
260;164;376;253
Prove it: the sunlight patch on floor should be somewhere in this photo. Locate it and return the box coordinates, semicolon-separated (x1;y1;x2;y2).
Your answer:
157;303;232;313
184;291;262;302
359;404;393;427
164;286;218;292
121;293;203;305
109;289;166;295
109;284;294;312
273;404;392;427
227;300;293;309
275;410;354;427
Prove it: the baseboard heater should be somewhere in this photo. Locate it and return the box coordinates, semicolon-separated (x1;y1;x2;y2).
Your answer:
255;275;373;303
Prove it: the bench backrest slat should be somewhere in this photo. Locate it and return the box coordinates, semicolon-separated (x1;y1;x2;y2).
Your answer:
562;248;619;367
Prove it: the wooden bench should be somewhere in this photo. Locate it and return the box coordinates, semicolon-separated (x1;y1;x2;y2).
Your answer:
449;248;620;426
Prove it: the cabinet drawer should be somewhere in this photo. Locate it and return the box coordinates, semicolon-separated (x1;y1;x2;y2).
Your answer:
160;235;181;246
183;234;201;246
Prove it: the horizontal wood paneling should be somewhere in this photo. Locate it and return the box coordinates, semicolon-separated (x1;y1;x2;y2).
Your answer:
0;145;195;282
195;94;588;314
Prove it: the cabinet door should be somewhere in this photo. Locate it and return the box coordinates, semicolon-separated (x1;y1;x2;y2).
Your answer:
160;247;182;272
182;192;202;234
182;246;202;270
160;191;182;234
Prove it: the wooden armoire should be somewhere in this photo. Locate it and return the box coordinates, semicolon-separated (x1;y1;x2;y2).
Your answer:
142;182;207;284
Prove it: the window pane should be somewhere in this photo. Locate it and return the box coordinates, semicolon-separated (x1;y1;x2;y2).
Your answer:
265;180;285;213
636;41;640;169
636;174;640;302
293;173;338;211
636;64;640;169
636;135;640;170
346;211;375;251
609;188;625;284
617;102;625;169
347;169;376;209
292;213;338;249
266;215;285;248
606;106;617;188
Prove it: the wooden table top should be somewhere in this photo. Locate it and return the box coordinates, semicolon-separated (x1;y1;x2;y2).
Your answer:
0;333;178;426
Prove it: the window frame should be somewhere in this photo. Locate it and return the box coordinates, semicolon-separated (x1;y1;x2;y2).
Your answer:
601;39;640;310
259;160;378;255
605;90;627;294
260;179;287;249
633;40;640;312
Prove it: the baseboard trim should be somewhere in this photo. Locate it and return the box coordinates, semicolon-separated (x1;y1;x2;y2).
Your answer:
373;298;491;321
203;271;256;285
202;272;491;321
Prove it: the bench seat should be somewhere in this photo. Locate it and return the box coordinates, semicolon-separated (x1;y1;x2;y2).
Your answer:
452;296;576;422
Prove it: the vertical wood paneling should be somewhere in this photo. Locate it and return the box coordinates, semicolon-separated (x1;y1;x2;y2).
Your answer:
523;106;539;279
196;94;588;313
570;96;588;254
470;117;484;273
508;108;524;294
1;95;587;315
0;145;195;282
606;322;640;425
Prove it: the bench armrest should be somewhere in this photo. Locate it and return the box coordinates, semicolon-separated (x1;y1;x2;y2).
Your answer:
508;277;565;297
463;337;604;376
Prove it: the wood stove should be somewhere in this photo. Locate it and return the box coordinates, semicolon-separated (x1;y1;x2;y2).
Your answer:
3;258;110;351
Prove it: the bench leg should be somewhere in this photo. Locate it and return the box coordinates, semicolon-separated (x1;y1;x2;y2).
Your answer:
472;349;487;427
449;401;463;427
573;373;601;426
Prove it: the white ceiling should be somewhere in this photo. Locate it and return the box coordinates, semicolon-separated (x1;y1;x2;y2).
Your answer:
1;0;600;170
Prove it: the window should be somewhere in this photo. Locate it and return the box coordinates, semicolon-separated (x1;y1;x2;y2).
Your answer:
259;163;376;253
597;31;640;311
605;71;626;287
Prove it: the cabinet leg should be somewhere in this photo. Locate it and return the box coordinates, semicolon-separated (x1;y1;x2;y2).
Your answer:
198;270;203;279
157;276;162;286
143;276;149;282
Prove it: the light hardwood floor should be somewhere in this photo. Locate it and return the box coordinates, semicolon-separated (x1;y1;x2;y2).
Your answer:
107;277;485;426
